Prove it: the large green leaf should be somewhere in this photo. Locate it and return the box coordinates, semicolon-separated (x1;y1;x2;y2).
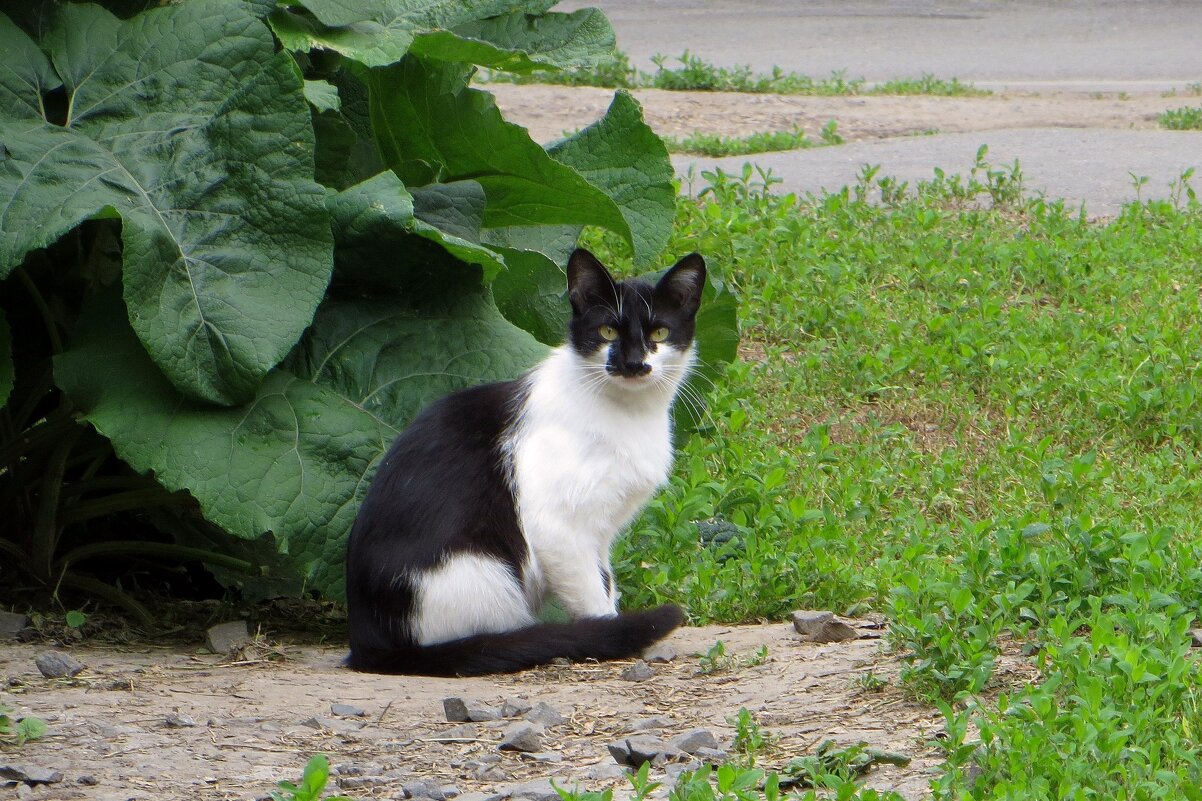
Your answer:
368;57;639;251
548;91;675;267
0;4;332;405
328;172;506;282
0;309;12;408
288;263;548;427
54;291;397;599
269;1;607;72
58;269;548;598
489;246;569;346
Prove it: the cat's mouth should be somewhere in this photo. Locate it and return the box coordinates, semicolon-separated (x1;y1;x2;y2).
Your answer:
607;364;652;379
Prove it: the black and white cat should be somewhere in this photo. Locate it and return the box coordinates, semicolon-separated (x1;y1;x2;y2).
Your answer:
345;248;706;676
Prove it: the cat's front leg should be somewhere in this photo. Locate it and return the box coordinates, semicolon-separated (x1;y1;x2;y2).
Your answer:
536;545;618;618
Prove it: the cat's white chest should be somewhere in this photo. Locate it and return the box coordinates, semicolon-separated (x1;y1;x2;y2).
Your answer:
506;349;678;552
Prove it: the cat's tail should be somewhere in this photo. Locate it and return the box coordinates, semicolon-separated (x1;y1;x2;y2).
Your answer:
346;604;684;676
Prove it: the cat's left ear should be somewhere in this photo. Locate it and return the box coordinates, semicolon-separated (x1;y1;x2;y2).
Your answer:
654;253;706;317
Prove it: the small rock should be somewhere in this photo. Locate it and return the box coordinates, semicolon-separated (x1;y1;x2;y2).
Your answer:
693;746;730;763
642;642;678;663
331;703;367;717
16;784;32;800
443;697;500;722
608;736;681;767
300;716;330;730
1190;628;1202;647
624;716;672;732
205;620;251;654
790;610;859;643
522;751;562;763
34;650;83;679
506;778;560;801
341;776;390;790
498;722;543;753
619;660;654;681
472;765;506;782
440;784;460;798
455;793;507;801
584;763;628;780
78;775;99;786
501;697;533;717
670;729;719;754
0;765;64;784
164;712;198;728
665;761;704;781
403;780;435;799
435;723;478;740
523;701;565;727
0;612;29;641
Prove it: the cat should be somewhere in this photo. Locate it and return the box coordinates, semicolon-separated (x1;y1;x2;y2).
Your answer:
345;248;706;676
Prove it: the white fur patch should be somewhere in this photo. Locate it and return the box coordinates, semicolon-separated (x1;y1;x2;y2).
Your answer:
412;553;536;645
504;343;693;618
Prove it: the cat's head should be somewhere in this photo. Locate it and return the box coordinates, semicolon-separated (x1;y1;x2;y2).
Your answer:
566;248;706;393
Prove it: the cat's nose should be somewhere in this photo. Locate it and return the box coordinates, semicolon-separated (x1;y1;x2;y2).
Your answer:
623;361;651;377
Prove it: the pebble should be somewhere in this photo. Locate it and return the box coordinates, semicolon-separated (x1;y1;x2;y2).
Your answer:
77;775;99;786
164;713;198;728
642;642;678;663
16;784;31;800
693;746;731;763
501;697;533;717
522;751;562;763
403;780;459;800
670;729;720;754
34;650;83;679
506;778;560;801
0;611;29;640
608;736;682;767
623;716;672;733
205;620;251;653
341;776;391;790
498;722;543;752
455;793;507;801
1190;628;1202;647
331;703;367;717
523;701;565;727
0;765;64;784
443;697;501;722
790;610;859;643
584;763;628;780
619;660;654;681
300;716;330;730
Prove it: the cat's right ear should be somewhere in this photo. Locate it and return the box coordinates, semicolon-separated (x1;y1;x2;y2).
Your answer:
567;248;617;315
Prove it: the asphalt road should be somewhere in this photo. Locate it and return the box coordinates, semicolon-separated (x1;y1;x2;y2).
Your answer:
563;1;1202;212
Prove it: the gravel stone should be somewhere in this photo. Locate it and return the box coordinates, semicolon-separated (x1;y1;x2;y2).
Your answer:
523;701;565;727
1190;628;1202;647
619;660;654;681
300;716;330;730
0;612;29;641
0;765;64;784
205;620;251;653
623;716;672;732
670;729;720;754
443;697;501;722
331;703;367;717
608;736;682;767
34;650;83;679
455;793;507;801
341;776;390;790
77;775;99;786
584;763;629;780
694;747;731;763
501;697;533;717
642;642;678;663
790;610;859;643
498;722;544;752
164;713;198;728
523;751;562;763
507;778;560;801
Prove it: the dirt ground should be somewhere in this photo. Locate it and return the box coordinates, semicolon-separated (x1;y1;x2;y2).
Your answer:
3;83;1139;801
489;84;1186;146
3;620;970;801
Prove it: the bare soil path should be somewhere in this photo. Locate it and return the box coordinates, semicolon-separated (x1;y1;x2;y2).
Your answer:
2;623;967;801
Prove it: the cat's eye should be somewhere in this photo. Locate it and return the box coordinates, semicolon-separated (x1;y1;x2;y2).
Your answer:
598;325;619;341
649;327;670;343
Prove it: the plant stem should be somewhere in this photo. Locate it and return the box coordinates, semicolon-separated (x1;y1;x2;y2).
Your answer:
14;268;64;355
57;486;193;525
55;574;154;626
56;541;256;575
30;422;80;581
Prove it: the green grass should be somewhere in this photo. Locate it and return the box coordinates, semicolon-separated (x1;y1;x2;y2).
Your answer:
582;153;1202;798
1159;106;1202;130
663;122;843;157
487;50;987;97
